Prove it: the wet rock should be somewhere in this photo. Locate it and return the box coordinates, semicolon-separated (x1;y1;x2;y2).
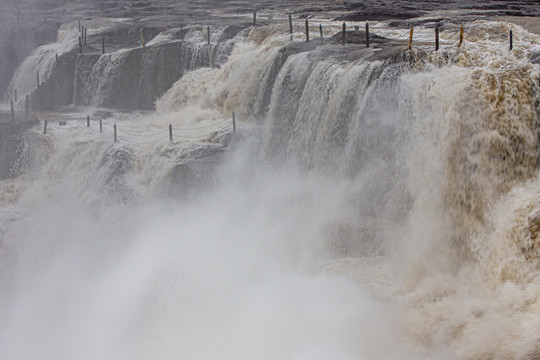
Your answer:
328;30;394;46
93;110;113;119
29;51;78;110
531;53;540;66
336;11;423;22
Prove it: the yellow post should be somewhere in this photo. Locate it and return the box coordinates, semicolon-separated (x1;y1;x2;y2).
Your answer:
458;25;463;47
408;26;413;50
140;27;145;48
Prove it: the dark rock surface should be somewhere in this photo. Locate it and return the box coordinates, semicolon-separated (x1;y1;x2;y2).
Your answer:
327;29;395;46
168;148;227;198
29;51;78;110
532;51;540;65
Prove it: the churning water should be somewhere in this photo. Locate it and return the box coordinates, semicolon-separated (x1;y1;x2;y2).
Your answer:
1;18;540;359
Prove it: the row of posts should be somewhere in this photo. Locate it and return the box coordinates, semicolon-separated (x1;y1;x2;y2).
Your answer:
294;18;513;51
205;16;515;51
213;13;498;49
9;14;516;116
408;24;511;51
9;62;51;110
78;20;107;55
79;14;515;57
41;112;238;143
9;67;48;116
14;10;517;55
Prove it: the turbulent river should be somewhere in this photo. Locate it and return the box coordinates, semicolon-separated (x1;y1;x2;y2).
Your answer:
1;9;540;360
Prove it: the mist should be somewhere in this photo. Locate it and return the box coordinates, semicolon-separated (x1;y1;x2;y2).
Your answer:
1;3;540;360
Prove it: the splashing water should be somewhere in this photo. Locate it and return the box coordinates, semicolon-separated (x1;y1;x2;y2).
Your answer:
7;19;129;104
1;19;540;359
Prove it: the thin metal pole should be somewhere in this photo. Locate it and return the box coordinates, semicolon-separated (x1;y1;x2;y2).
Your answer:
114;124;117;143
305;19;309;42
169;124;173;142
319;24;323;44
232;112;236;134
366;22;370;48
435;26;439;51
289;14;293;41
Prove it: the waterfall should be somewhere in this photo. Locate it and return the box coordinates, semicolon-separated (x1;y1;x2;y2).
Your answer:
72;26;248;110
1;18;540;360
7;23;80;102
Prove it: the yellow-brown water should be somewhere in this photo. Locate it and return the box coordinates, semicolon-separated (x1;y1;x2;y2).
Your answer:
1;19;540;359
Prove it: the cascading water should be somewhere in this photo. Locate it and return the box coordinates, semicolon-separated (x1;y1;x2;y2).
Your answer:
72;25;248;110
6;22;80;102
1;17;540;360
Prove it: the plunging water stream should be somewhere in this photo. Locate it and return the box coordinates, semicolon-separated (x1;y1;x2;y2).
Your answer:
1;15;540;359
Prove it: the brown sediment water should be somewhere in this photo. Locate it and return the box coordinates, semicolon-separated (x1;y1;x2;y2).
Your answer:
1;3;540;360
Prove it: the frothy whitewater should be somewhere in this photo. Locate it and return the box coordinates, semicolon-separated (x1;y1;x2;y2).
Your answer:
1;19;540;359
